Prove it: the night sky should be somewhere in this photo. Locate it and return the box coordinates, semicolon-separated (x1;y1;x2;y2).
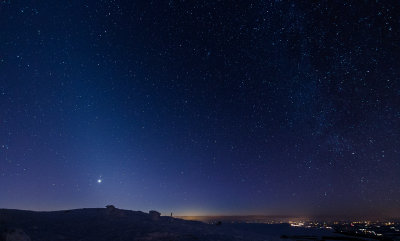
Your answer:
1;1;399;218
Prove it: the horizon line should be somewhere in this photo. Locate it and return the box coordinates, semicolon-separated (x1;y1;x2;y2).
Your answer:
1;207;399;220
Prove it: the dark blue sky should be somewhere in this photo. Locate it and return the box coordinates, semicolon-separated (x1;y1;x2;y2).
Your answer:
0;0;399;217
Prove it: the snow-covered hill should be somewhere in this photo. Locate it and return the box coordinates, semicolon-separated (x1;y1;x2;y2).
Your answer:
0;207;349;241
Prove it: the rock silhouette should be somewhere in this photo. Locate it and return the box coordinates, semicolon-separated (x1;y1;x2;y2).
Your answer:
148;210;161;221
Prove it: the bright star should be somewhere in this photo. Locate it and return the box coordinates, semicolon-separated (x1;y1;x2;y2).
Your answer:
97;179;102;183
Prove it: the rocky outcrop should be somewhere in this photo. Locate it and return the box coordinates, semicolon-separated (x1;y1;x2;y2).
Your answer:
149;210;161;221
105;205;126;217
105;205;116;210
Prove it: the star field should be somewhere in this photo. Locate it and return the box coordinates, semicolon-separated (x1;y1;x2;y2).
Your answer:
0;0;399;217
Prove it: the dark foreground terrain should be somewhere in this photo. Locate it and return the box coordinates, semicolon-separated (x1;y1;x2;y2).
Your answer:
0;207;360;241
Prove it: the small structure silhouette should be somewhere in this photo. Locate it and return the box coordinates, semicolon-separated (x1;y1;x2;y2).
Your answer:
149;210;161;221
106;205;116;210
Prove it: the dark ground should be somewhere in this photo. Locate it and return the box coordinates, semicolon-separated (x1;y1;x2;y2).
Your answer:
0;208;361;241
